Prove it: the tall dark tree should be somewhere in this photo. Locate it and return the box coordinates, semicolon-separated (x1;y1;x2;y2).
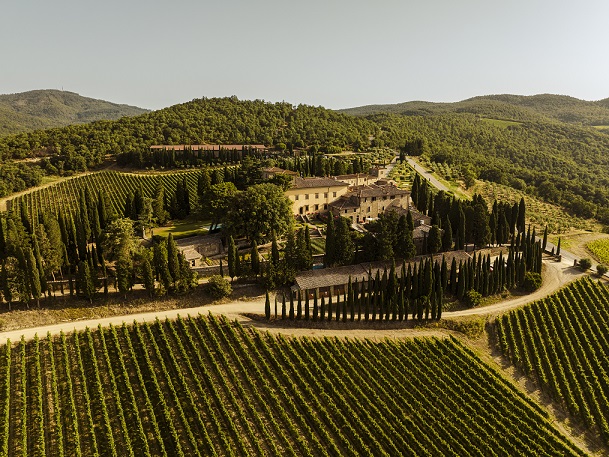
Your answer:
250;241;260;277
227;236;237;280
324;215;335;267
517;197;526;234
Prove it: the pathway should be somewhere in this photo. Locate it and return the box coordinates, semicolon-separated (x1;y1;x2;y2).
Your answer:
404;157;451;193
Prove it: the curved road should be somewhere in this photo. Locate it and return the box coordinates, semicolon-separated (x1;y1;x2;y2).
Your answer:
405;157;451;193
0;256;583;344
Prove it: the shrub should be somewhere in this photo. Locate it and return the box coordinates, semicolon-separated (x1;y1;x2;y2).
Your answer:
523;272;542;293
579;258;593;271
205;275;232;300
597;264;608;277
465;290;482;308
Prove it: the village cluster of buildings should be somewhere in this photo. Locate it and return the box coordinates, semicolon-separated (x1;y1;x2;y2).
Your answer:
263;165;418;224
173;159;434;275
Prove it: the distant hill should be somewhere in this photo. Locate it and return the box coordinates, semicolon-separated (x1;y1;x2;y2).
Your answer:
0;89;148;136
340;93;609;126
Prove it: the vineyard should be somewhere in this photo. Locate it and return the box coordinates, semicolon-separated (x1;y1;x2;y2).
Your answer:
587;238;609;265
7;170;209;221
0;314;583;456
472;181;599;233
496;277;609;444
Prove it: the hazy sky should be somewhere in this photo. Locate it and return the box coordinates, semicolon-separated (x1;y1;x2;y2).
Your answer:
2;0;608;110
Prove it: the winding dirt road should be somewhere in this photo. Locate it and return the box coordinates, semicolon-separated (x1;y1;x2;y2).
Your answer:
0;256;583;343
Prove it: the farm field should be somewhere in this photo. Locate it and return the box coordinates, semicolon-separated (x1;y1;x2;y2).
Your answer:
587;238;609;265
6;169;209;222
0;314;583;456
470;181;599;233
496;277;609;445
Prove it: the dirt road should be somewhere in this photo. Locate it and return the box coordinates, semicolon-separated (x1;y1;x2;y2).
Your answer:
0;255;582;343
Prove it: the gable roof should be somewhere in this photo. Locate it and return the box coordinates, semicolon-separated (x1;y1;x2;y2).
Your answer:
292;177;350;189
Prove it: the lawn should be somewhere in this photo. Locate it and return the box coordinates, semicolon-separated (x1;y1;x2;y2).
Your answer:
153;219;210;238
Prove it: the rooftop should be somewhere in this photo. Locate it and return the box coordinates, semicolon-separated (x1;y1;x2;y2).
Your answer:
291;177;350;189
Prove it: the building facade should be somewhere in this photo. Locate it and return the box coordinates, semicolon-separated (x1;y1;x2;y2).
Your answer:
285;177;350;216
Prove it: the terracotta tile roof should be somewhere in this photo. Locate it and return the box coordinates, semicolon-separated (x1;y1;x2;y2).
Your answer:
328;195;360;210
348;183;409;198
292;177;350;189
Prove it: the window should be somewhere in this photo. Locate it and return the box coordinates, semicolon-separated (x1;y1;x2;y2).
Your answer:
315;193;319;199
353;209;357;213
372;197;377;201
333;192;337;197
314;204;319;211
324;204;328;210
344;210;348;214
305;194;309;200
295;195;299;201
367;207;371;212
324;192;328;198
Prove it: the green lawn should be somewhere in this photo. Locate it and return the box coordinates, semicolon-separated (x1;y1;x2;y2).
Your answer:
153;219;210;238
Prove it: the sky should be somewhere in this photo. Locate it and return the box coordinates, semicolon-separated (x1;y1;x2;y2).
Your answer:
2;0;608;110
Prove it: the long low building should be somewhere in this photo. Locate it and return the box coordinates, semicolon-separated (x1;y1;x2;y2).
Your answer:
293;251;471;297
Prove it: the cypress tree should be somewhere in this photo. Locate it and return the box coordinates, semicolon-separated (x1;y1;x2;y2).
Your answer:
313;289;319;321
542;226;548;251
327;292;333;321
325;215;335;267
556;237;561;256
281;294;286;319
305;291;309;320
304;227;313;270
342;290;347;323
348;277;355;322
436;287;443;320
250;241;260;277
335;293;341;322
27;248;41;308
442;217;453;252
219;259;224;277
297;290;302;319
264;290;271;321
227;236;236;279
289;292;295;320
517;197;526;234
142;256;155;298
320;296;325;321
458;206;466;250
167;234;180;287
1;262;12;310
0;217;5;261
78;259;96;303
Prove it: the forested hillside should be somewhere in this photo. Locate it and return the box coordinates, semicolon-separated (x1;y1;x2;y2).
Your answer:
340;93;609;126
3;94;609;225
0;90;148;136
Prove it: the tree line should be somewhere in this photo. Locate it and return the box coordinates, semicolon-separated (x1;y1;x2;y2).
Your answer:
268;230;543;322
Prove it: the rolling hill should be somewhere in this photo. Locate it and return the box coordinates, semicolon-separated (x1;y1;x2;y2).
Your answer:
340;93;609;126
0;89;148;136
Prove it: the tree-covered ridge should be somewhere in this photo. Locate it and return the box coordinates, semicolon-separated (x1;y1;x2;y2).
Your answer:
375;113;609;222
340;93;609;126
0;97;377;167
0;89;148;136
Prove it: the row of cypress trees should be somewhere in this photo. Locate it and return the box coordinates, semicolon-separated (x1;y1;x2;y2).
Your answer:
268;233;542;322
